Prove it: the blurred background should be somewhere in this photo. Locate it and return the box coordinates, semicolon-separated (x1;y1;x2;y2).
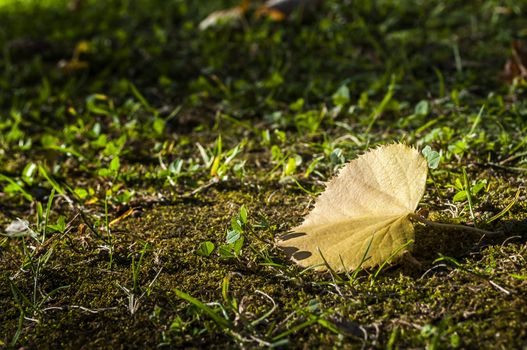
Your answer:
1;0;525;126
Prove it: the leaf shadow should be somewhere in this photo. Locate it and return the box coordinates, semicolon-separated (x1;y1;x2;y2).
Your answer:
278;231;313;261
401;218;527;277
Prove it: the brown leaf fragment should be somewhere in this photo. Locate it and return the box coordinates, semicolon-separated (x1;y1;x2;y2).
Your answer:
501;40;527;84
257;0;321;21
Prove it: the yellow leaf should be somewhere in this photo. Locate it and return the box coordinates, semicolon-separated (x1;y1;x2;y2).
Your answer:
256;7;287;21
277;143;427;272
109;208;135;227
75;41;90;55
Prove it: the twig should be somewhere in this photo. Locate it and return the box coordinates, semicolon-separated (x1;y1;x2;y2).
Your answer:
409;214;502;237
42;305;118;313
488;280;511;295
481;162;527;173
499;150;527;165
181;177;220;198
420;263;448;279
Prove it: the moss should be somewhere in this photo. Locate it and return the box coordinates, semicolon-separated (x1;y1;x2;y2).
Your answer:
1;0;527;348
2;183;526;348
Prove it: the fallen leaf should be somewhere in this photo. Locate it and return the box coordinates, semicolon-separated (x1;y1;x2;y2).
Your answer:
277;144;428;272
201;0;321;29
3;218;38;239
68;0;84;11
199;1;250;31
501;40;527;84
257;0;321;20
256;7;287;21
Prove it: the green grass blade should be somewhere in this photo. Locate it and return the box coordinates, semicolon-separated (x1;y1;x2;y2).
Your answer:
174;289;231;330
0;173;33;202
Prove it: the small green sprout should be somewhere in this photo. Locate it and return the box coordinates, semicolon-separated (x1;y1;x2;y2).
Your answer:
421;145;441;169
196;241;215;257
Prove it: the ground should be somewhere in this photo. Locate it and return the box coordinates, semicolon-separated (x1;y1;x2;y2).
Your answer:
0;0;526;348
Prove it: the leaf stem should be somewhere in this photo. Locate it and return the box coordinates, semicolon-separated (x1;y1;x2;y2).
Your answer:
409;214;501;236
